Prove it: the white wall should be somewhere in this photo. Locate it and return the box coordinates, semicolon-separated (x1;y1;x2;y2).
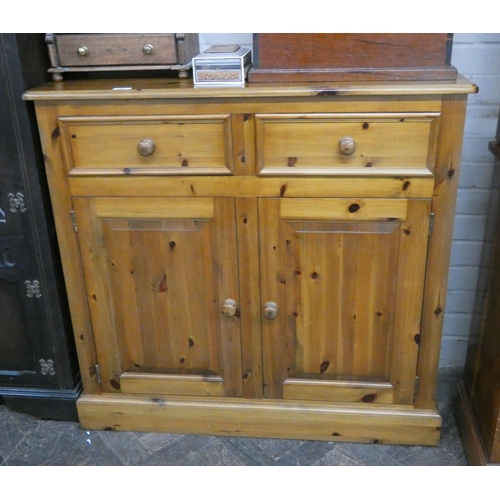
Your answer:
199;33;500;368
198;34;253;53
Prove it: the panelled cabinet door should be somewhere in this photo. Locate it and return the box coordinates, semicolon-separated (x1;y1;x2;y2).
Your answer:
73;196;243;397
0;236;37;377
259;198;431;405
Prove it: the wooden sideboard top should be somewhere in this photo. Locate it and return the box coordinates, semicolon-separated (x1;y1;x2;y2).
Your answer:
23;75;478;101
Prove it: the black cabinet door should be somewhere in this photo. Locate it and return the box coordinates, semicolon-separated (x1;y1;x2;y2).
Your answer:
0;34;80;420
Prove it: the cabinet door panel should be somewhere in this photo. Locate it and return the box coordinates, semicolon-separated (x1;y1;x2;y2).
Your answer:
259;198;431;405
73;197;242;397
0;237;33;372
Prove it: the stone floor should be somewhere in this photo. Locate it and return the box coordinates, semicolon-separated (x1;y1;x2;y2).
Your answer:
0;368;468;466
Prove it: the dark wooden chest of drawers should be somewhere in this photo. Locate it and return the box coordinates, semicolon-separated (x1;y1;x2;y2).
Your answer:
46;33;199;81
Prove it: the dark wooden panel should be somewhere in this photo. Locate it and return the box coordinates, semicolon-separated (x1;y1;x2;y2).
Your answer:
249;34;457;82
253;34;452;69
0;34;80;420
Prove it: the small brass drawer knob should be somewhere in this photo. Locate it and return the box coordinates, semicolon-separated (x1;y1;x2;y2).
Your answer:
264;302;278;320
222;299;238;318
137;138;156;157
143;44;154;55
77;46;89;57
339;136;356;155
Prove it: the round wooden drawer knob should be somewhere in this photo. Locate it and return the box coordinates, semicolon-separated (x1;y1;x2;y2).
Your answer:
339;136;356;155
137;138;156;157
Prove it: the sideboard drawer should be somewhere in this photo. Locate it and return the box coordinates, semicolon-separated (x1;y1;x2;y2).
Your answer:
256;113;438;176
62;115;234;176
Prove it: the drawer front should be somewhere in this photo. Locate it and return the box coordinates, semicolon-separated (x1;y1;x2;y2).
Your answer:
56;34;178;66
61;115;234;176
256;113;439;177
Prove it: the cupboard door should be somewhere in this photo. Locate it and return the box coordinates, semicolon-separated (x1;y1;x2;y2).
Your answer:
73;197;242;397
259;198;431;405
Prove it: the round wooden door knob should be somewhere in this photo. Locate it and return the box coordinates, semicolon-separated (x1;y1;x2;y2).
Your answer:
222;299;238;318
264;302;278;320
338;136;356;155
137;138;156;157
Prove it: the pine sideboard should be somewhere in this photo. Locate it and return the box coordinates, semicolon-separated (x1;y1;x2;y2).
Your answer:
24;76;477;445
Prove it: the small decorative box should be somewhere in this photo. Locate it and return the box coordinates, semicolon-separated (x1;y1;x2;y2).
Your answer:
192;45;252;88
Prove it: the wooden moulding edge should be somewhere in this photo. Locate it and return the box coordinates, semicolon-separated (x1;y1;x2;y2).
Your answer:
77;394;442;446
247;66;459;83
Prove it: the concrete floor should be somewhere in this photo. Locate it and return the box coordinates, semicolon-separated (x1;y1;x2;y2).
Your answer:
0;368;468;466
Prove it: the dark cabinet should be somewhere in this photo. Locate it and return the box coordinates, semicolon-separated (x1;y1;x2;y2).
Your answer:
456;110;500;466
0;34;80;420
